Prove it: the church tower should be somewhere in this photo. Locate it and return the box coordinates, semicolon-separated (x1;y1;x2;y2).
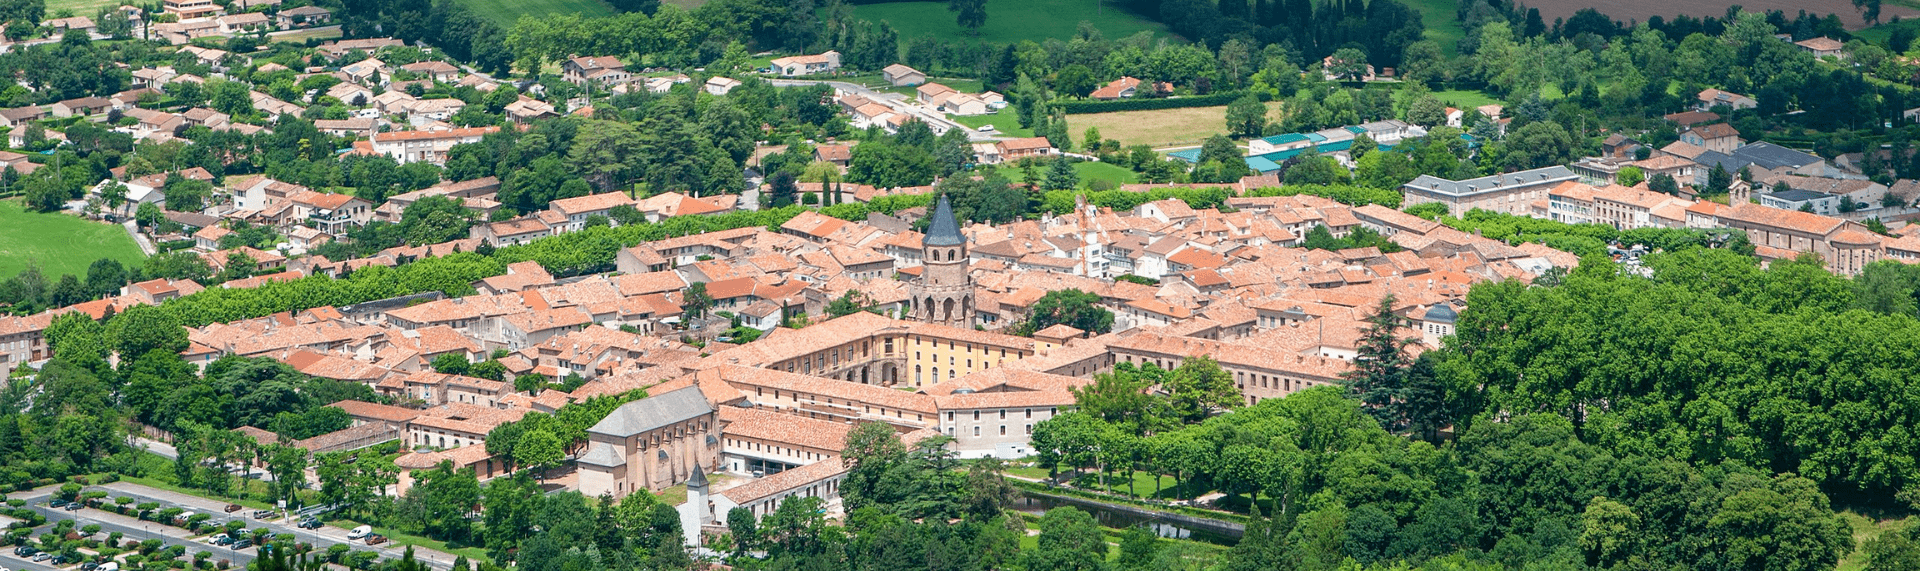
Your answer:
912;195;975;327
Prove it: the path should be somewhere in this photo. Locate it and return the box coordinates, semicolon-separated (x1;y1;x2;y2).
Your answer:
123;220;155;256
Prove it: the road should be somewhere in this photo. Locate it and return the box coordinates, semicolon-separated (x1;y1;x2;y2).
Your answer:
766;78;989;141
94;483;459;570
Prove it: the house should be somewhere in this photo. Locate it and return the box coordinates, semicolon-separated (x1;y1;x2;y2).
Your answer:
1090;77;1141;100
315;118;377;139
1696;89;1758;112
562;56;631;85
938;93;988;116
216;12;270;33
44;16;95;34
290;191;373;235
849;103;895;130
153;20;221;44
504;98;557;123
276;5;331;27
882;64;926;87
1796;37;1845;59
768;51;841;76
342;58;388;86
704;76;742;95
181;107;230;130
1679;123;1742;155
996;137;1056;161
0;107;47;128
400;61;460;83
318;38;403;59
404;98;466;124
814;144;852;168
162;0;221;19
549;191;639;232
370;126;498;165
50;97;111;118
916;83;955;105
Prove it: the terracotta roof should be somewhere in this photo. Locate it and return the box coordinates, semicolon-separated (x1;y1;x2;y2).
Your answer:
720;456;848;504
549;191;637;216
371;126;497;142
718;407;853;452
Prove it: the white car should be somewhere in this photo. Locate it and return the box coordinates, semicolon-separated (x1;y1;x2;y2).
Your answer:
977;125;997;133
347;525;373;540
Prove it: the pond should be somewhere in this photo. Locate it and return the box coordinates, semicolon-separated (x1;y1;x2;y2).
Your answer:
1011;493;1243;546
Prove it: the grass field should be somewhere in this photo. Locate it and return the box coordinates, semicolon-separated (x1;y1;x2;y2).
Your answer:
1065;101;1282;148
1836;511;1913;571
1400;0;1465;56
269;27;344;44
850;0;1169;45
951;108;1036;138
45;0;116;17
0;200;145;281
454;0;616;26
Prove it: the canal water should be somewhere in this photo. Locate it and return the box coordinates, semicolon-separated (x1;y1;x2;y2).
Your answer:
1011;494;1243;546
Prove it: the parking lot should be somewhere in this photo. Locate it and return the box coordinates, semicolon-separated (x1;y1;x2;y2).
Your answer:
8;483;456;571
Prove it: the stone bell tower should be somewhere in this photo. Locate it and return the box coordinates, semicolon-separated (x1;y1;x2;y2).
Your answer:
911;195;975;328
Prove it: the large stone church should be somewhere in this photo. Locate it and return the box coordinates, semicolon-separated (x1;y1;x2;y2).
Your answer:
909;195;976;328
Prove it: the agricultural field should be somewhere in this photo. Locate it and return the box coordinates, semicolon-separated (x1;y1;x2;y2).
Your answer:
1526;0;1910;30
454;0;616;26
0;200;145;281
1064;101;1283;148
45;0;116;17
849;0;1168;45
1005;159;1140;187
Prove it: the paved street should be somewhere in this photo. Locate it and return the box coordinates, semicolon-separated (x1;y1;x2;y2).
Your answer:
11;487;254;570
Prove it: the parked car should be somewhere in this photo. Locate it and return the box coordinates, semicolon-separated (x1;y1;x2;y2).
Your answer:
364;534;387;546
49;555;69;565
47;499;67;508
346;525;372;540
210;535;232;546
251;510;273;519
64;502;81;511
231;539;252;550
31;552;50;562
13;546;38;556
297;519;321;530
224;504;242;513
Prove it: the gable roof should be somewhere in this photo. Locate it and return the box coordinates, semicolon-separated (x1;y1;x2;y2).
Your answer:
586;386;713;437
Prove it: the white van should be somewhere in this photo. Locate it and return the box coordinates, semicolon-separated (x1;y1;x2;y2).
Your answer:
347;525;372;540
99;562;119;571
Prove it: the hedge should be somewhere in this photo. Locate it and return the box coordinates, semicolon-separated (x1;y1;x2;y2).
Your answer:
158;239;196;252
1059;91;1270;114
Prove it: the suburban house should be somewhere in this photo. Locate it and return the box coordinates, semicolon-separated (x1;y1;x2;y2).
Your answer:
563;56;631;85
769;51;841;76
705;77;743;95
277;6;332;27
997;137;1057;161
1679;123;1742;154
369;126;499;165
216;12;270;33
162;0;221;19
882;64;926;86
549;191;639;232
1090;77;1141;100
400;61;461;83
1696;89;1757;112
1796;37;1845;59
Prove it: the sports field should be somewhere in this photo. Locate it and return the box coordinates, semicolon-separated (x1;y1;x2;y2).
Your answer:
0;201;146;281
850;0;1168;44
1065;101;1283;148
455;0;617;26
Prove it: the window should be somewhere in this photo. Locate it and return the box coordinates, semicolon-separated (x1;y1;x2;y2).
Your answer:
999;426;1006;435
973;426;980;436
973;411;980;421
1025;424;1033;434
999;410;1006;420
1025;408;1032;419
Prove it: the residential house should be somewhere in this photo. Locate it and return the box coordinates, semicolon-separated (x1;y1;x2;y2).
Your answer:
1090;77;1141;100
44;16;95;33
1696;88;1758;112
1796;37;1845;59
768;51;841;76
562;56;631;85
315;118;376;139
342;58;388;86
369;126;498;164
814;144;851;168
277;6;331;27
162;0;221;19
50;97;111;118
216;12;269;33
290;190;373;235
996;137;1056;161
1679;123;1742;155
399;60;460;83
882;64;926;86
549;191;639;232
705;76;743;95
0;107;47;128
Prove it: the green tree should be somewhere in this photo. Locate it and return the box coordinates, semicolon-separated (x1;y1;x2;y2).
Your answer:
1225;94;1268;138
1015;289;1113;337
111;305;188;360
683;281;713;319
1615;166;1645;187
430;353;470;376
1405;94;1447;127
1648;172;1679;195
948;0;987;34
1163;356;1237;424
1042;158;1080;191
1342;294;1414;429
1022;507;1106;571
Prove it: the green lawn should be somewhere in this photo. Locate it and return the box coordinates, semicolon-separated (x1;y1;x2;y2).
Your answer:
1400;89;1506;112
1398;0;1464;56
45;0;117;17
1837;511;1913;571
0;200;145;282
850;0;1169;45
1856;17;1920;45
452;0;616;26
951;108;1035;138
269;27;344;45
326;518;492;564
